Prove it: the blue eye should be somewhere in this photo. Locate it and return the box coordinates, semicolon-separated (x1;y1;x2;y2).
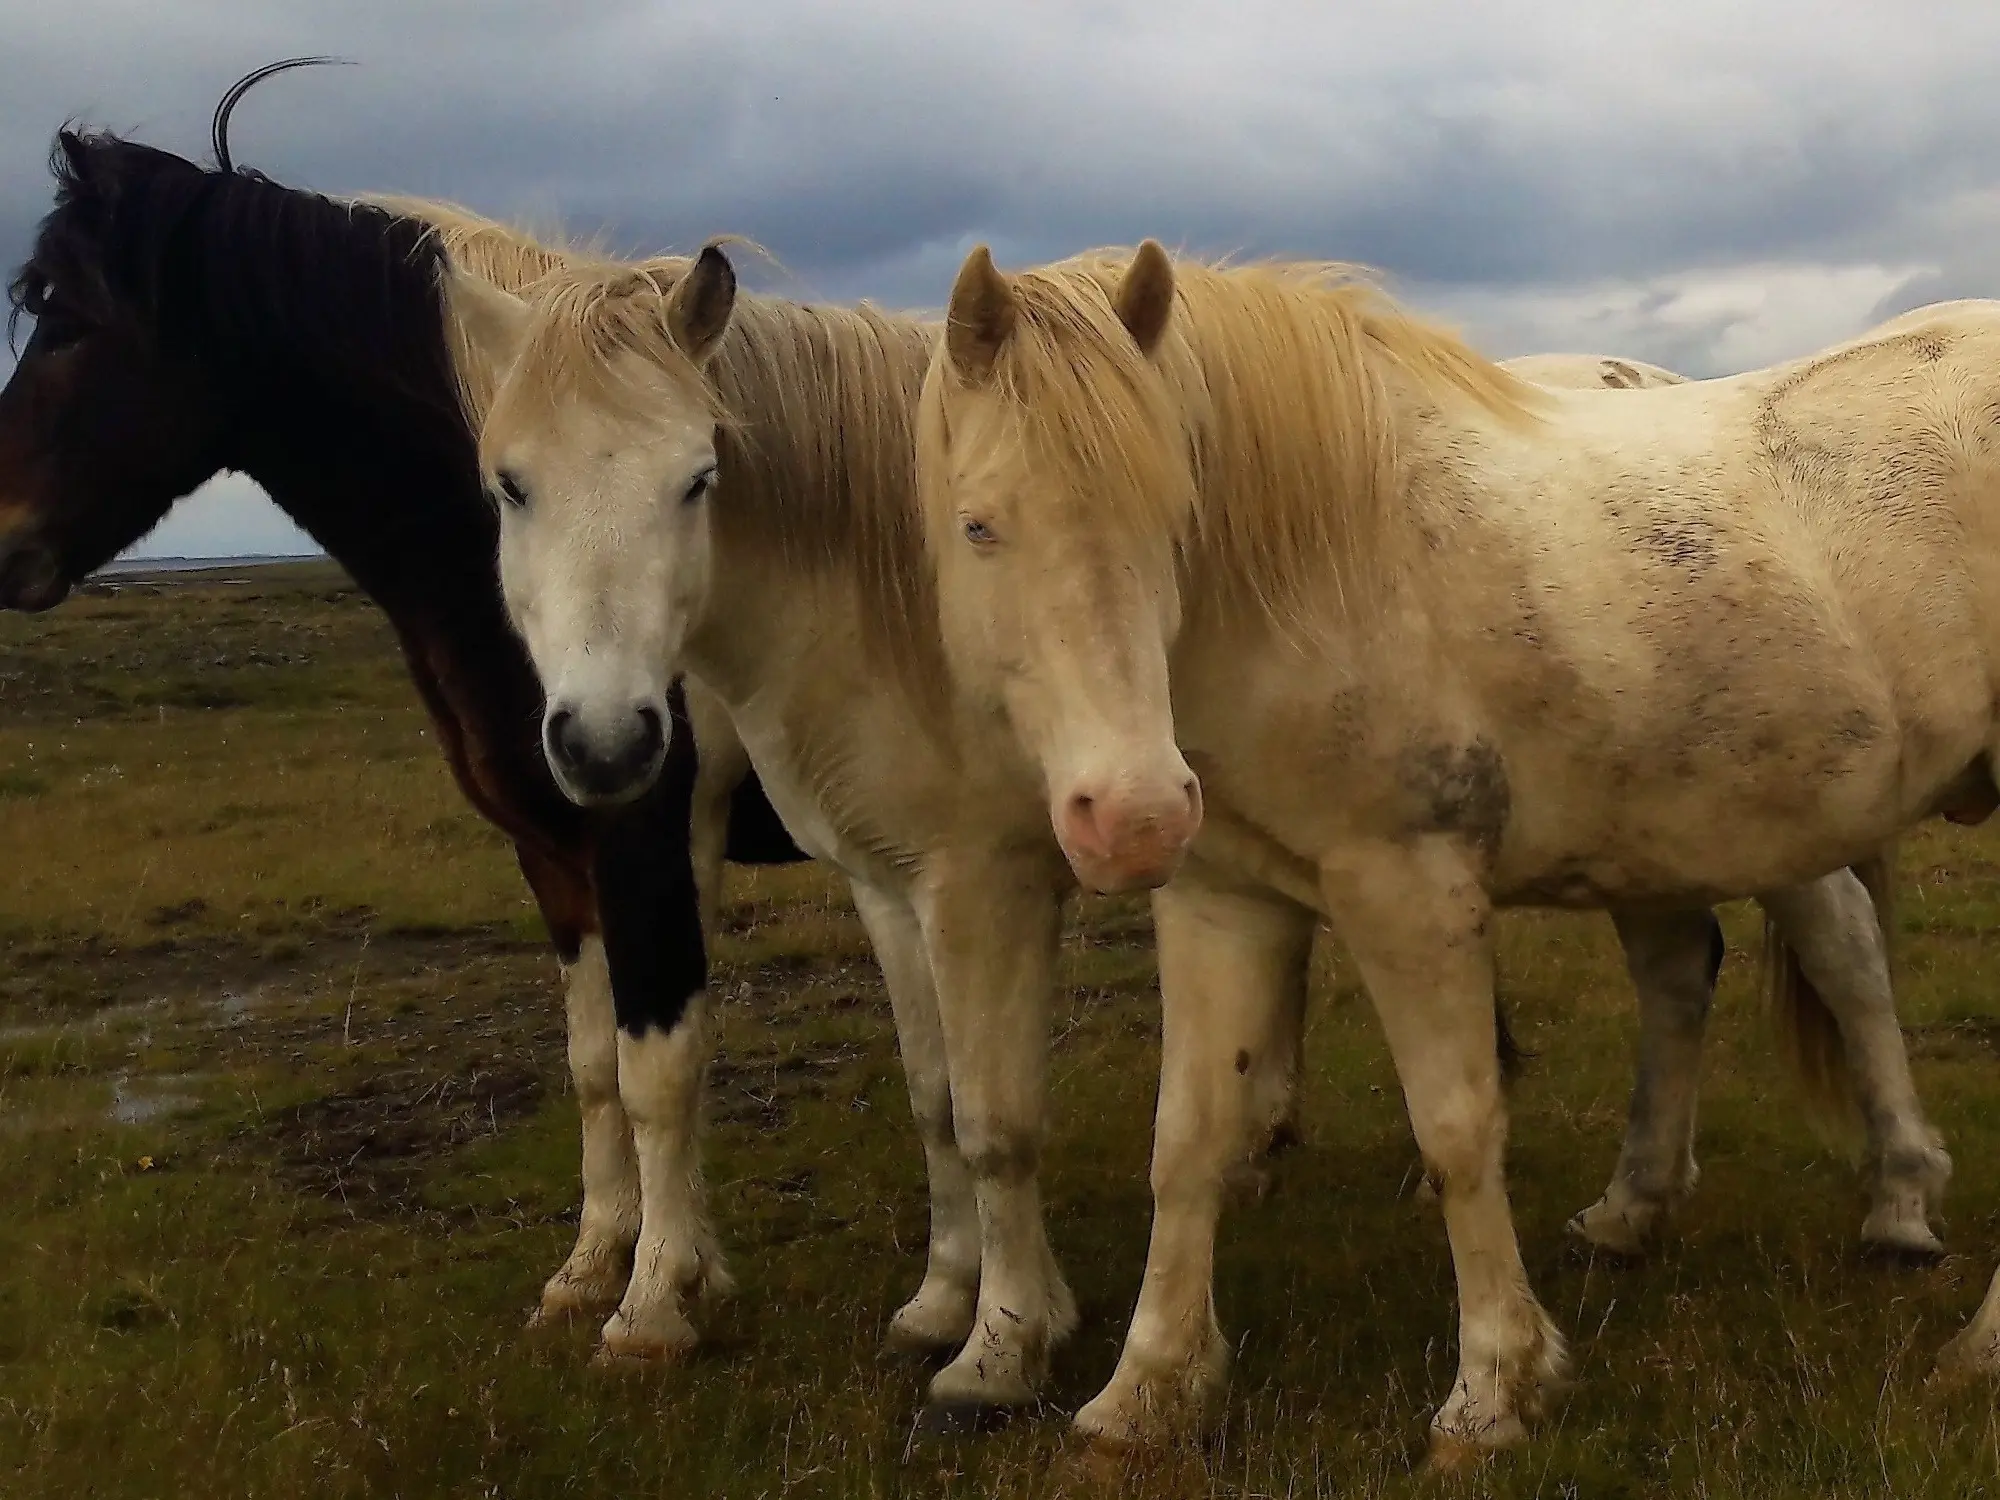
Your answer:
963;518;996;546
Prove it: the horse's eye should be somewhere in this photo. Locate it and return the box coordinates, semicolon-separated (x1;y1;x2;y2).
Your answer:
683;466;717;505
963;517;997;547
494;470;528;508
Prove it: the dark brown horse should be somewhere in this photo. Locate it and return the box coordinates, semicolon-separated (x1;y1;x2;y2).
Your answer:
0;71;804;1346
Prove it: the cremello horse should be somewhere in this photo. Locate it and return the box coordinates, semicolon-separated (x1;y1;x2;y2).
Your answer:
441;241;1947;1430
1501;354;1935;1257
915;241;1987;1453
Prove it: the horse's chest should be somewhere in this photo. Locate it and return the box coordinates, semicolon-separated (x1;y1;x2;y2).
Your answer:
720;700;948;891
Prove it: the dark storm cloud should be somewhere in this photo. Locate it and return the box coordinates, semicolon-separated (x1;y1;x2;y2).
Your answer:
6;1;2000;550
10;1;2000;301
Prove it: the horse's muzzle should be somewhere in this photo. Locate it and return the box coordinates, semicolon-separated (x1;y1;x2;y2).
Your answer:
0;537;70;612
542;700;669;807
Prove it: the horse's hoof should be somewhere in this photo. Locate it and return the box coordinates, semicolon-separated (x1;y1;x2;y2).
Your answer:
884;1296;977;1358
1564;1207;1652;1260
1861;1231;1946;1265
1424;1432;1496;1475
1425;1412;1526;1472
530;1273;626;1330
1931;1331;2000;1389
592;1314;698;1368
1860;1214;1945;1264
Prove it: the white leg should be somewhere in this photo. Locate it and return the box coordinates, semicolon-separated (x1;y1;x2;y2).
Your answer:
596;995;728;1363
1760;871;1950;1256
918;857;1076;1416
1936;1264;2000;1381
1326;837;1563;1459
1075;874;1317;1443
1571;908;1719;1255
849;879;982;1354
533;934;642;1325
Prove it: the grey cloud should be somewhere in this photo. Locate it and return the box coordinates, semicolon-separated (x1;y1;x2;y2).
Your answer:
6;2;2000;552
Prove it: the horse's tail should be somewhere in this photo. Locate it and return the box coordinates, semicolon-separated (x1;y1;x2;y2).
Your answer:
1761;851;1897;1148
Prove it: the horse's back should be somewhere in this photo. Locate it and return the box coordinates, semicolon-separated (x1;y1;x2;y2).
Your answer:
1442;309;2000;875
1502;353;1688;391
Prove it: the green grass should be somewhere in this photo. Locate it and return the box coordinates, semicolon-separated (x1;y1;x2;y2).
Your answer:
2;561;1999;1496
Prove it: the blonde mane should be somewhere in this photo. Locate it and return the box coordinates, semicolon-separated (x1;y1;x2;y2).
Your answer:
924;248;1545;627
440;245;945;693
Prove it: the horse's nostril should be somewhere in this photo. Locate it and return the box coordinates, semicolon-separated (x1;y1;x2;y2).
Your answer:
545;708;582;769
635;704;665;759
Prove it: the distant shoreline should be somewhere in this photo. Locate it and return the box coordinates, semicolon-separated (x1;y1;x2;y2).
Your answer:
97;554;327;576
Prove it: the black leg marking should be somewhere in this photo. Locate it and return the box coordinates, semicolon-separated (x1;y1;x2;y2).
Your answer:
594;715;708;1040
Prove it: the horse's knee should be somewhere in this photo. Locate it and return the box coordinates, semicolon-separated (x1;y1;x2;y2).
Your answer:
1411;1081;1505;1186
955;1119;1040;1184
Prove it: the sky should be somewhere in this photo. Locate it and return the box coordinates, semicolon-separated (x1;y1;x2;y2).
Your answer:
5;0;2000;558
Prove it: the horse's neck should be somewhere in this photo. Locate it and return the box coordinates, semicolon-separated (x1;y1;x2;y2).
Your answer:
687;311;944;712
688;513;872;700
228;406;510;639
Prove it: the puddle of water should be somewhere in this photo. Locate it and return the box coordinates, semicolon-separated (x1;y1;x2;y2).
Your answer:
0;996;171;1046
209;985;272;1024
107;1071;205;1125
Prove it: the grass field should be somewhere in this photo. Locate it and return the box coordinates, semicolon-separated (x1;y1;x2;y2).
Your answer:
3;560;1999;1497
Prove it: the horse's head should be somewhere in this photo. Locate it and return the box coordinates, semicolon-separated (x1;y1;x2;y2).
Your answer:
0;131;236;610
445;248;738;808
918;241;1202;893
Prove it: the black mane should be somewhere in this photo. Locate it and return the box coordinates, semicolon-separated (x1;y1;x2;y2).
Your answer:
11;130;461;429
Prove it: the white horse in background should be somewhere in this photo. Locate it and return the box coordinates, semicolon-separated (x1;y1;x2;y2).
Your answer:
1500;352;1940;1259
437;240;1954;1439
915;240;1988;1455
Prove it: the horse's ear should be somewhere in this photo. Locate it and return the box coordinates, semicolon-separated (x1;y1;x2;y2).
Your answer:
946;245;1016;382
665;244;736;364
444;263;531;369
1115;239;1175;357
54;130;95;190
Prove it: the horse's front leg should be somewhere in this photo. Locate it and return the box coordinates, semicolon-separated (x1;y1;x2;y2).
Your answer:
590;792;729;1365
848;880;981;1355
1759;867;1949;1257
916;855;1076;1421
513;845;640;1327
1073;870;1317;1445
1325;835;1563;1460
1570;907;1723;1256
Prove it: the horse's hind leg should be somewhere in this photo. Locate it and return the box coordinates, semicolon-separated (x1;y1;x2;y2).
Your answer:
1759;869;1949;1257
1572;907;1723;1256
515;846;641;1327
1224;933;1313;1205
850;879;982;1356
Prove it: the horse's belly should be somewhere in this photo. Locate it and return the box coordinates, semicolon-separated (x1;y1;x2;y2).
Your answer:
1492;730;1933;906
